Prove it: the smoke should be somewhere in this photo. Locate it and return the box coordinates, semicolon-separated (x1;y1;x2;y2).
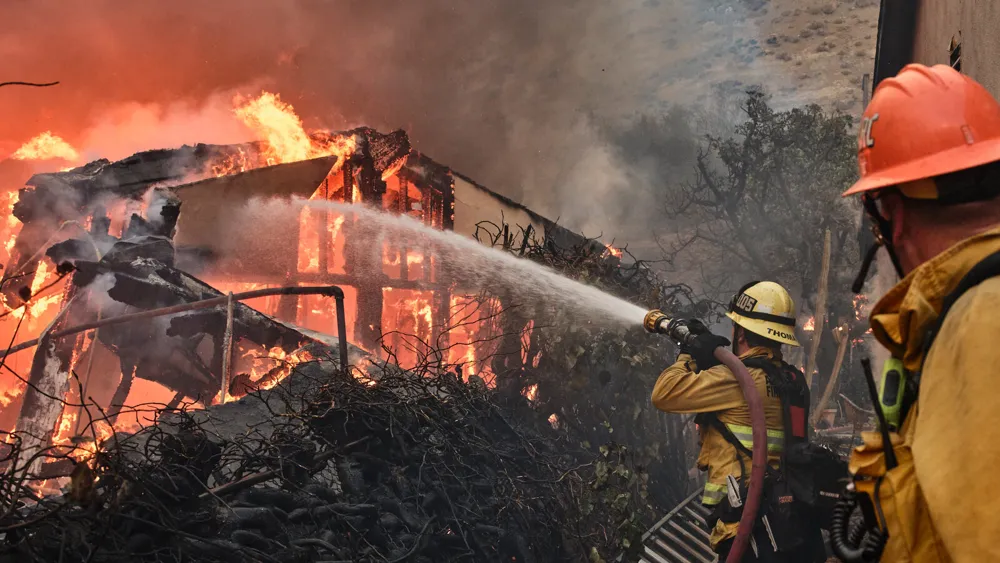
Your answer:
79;91;259;162
1;0;788;246
865;250;899;377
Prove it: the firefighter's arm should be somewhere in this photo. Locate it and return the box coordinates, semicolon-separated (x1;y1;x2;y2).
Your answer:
651;354;747;413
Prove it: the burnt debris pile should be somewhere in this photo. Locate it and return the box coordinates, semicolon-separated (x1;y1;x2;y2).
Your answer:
0;353;647;563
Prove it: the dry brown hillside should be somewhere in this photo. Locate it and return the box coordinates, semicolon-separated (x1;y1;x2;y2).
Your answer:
596;0;880;117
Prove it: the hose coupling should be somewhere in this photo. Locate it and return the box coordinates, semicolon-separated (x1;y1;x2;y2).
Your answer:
643;310;670;334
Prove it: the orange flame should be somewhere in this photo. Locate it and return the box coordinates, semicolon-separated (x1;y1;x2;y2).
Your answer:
228;344;313;400
25;260;65;329
803;316;816;332
234;92;356;166
210;91;357;177
11;132;80;162
523;384;538;402
234;92;315;164
604;243;623;259
211;147;253;177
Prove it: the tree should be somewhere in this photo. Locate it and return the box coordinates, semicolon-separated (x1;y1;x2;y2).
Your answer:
659;90;860;321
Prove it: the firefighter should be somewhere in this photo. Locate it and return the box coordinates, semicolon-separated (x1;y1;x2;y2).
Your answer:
651;281;823;562
841;63;1000;561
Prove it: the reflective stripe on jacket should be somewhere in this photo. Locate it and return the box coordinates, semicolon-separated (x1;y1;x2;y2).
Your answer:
850;224;1000;562
651;347;786;547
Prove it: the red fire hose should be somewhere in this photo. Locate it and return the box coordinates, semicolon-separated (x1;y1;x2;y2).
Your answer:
712;345;766;563
645;311;765;563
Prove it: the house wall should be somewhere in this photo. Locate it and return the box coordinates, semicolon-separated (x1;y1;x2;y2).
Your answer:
452;176;546;246
912;0;1000;97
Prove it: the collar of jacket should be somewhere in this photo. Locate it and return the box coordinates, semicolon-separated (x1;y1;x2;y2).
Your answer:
738;346;781;362
870;224;1000;371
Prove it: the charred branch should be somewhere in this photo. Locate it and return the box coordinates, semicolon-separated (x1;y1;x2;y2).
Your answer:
0;81;59;89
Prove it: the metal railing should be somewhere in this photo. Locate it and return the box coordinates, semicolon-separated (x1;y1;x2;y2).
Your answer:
637;490;718;563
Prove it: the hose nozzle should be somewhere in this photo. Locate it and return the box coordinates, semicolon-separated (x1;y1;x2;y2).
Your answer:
644;309;696;345
643;309;671;334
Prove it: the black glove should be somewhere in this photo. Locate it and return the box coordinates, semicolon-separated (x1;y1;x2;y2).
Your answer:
673;319;711;355
687;332;731;372
685;319;710;336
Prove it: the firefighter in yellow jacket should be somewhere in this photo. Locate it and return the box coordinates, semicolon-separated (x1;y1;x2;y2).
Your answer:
651;281;822;562
839;64;1000;561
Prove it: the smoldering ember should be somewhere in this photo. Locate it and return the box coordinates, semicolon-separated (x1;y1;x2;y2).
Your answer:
0;92;722;563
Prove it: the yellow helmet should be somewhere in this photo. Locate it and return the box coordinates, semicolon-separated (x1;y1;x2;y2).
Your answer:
725;281;801;347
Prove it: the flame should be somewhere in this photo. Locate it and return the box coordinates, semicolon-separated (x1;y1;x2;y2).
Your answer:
52;408;78;445
351;357;379;387
228;344;313;400
11;132;80;162
234;92;314;164
853;294;869;321
803;316;816;332
211;147;253;177
548;413;560;429
297;206;321;273
604;243;623;259
523;384;538;402
233;92;356;167
0;387;22;408
209;92;357;178
24;261;64;329
521;319;535;367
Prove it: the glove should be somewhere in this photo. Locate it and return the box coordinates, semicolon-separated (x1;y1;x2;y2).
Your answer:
672;319;711;355
685;319;710;336
687;332;731;372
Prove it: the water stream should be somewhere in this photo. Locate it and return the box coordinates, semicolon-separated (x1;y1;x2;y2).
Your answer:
293;198;649;328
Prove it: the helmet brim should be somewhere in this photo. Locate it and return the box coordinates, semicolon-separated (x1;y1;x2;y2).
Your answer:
843;138;1000;196
726;311;801;347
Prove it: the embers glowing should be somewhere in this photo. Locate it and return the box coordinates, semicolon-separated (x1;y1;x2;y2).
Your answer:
211;147;253;177
11;131;80;162
229;344;313;400
523;384;538;402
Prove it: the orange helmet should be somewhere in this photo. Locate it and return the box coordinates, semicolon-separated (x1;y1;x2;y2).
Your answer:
843;64;1000;197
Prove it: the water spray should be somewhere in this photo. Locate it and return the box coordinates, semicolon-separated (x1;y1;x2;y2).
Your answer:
644;309;766;563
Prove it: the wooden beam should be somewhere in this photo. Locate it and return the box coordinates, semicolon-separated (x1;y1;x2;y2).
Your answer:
805;229;832;387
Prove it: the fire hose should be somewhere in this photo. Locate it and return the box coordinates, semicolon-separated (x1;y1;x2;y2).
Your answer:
644;310;765;563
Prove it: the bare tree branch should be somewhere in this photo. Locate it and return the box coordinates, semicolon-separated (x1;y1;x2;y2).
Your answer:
0;81;59;89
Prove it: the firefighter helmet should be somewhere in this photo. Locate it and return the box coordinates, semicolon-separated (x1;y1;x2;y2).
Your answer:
726;281;801;347
843;63;1000;197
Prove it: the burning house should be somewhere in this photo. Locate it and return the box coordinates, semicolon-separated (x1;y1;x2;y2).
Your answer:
0;93;598;477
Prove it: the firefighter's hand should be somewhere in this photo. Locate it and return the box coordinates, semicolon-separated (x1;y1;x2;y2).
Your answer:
688;333;731;372
685;319;710;336
675;319;710;355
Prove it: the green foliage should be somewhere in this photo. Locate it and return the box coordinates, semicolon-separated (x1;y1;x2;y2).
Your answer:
573;443;650;561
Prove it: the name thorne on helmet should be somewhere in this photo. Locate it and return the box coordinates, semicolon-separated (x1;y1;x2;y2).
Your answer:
766;327;795;341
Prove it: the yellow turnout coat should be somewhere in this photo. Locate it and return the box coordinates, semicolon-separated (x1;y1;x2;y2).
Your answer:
851;225;1000;561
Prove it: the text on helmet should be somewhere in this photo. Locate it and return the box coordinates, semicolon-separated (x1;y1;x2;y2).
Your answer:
735;293;758;312
858;113;880;150
766;327;795;341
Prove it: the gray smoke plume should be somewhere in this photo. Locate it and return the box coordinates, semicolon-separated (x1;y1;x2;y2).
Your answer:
2;0;794;250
